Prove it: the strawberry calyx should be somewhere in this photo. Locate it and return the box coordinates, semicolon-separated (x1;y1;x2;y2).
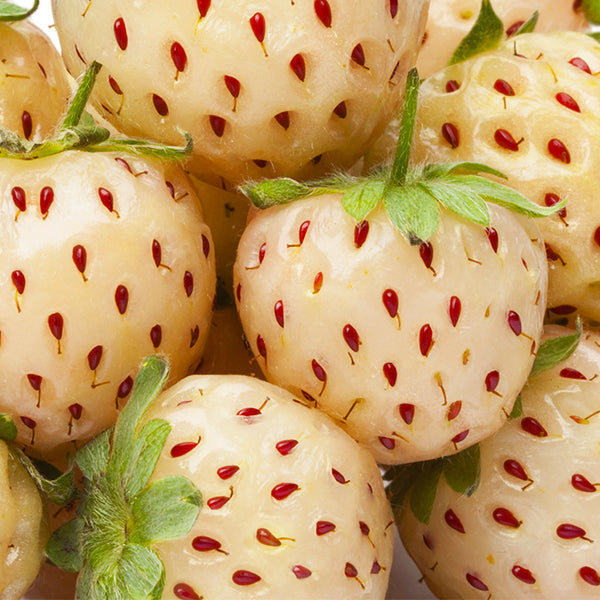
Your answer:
46;356;202;600
582;0;600;24
385;325;582;524
0;61;192;161
0;0;39;21
243;68;566;245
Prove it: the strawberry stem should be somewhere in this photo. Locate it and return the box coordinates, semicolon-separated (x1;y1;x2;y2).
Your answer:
60;61;102;131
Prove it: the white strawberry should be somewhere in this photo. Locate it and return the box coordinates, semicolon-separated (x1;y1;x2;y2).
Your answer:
390;324;600;599
50;0;428;186
418;0;590;78
0;6;71;141
405;29;600;324
47;356;395;599
0;65;216;461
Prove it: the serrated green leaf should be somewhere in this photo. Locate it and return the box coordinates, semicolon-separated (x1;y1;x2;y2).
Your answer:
130;476;201;545
389;67;420;186
384;185;439;244
442;444;481;496
76;428;112;482
122;419;172;501
509;395;523;419
0;414;16;441
341;180;385;221
419;180;490;226
409;460;443;525
530;318;582;377
109;356;170;480
117;544;165;600
446;175;567;218
512;11;538;35
0;0;39;21
46;517;85;573
582;0;600;23
448;0;504;66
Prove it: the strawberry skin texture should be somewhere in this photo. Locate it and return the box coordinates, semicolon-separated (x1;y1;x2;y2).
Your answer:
0;151;216;460
410;32;600;324
0;20;71;141
143;375;394;599
233;194;547;464
397;325;600;599
418;0;589;78
51;0;428;186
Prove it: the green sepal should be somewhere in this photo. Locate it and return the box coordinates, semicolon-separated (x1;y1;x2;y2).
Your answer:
448;0;504;66
0;414;17;441
588;31;600;43
116;544;165;600
509;395;523;419
422;161;507;181
121;418;172;501
409;460;443;525
129;476;202;545
384;463;423;509
341;180;385;221
8;446;77;506
0;0;39;21
46;517;85;573
582;0;600;24
529;318;582;378
442;444;481;497
384;185;439;244
512;10;538;35
76;428;112;482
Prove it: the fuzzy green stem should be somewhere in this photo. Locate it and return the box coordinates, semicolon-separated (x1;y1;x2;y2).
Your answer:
61;62;103;131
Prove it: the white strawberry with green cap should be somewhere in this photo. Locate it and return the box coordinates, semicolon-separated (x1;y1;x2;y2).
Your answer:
47;355;395;599
0;1;71;142
50;0;428;186
389;323;600;598
0;63;216;461
233;68;559;465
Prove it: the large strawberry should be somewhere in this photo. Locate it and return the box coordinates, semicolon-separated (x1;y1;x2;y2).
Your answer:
0;64;216;461
47;355;395;599
0;1;71;141
389;324;600;598
402;25;600;324
51;0;428;186
233;69;559;465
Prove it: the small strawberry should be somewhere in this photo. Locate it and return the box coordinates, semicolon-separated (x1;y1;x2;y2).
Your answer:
405;25;600;323
51;0;428;185
418;0;591;78
0;2;71;141
48;355;395;599
233;69;559;465
0;64;216;461
388;324;600;598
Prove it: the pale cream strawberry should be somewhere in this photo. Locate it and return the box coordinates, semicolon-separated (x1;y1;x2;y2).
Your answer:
0;440;49;600
0;151;216;460
0;19;71;141
394;325;600;599
51;0;428;185
233;194;548;464
418;0;589;78
409;31;600;324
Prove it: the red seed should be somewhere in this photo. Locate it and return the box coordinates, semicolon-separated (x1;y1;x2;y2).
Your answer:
485;370;500;392
152;240;162;267
11;270;25;294
560;367;587;380
115;285;129;314
237;407;261;417
493;507;521;528
72;245;87;275
21;111;32;139
316;521;336;535
371;561;382;574
249;12;265;43
98;187;114;212
419;241;434;269
556;92;580;112
452;430;469;444
232;570;261;586
493;79;515;96
505;20;524;36
444;509;465;533
152;94;169;116
27;374;42;391
170;441;198;458
504;459;529;481
217;465;239;480
292;565;312;579
298;220;310;244
495;128;520;151
171;42;187;72
224;75;240;99
544;192;567;218
150;324;162;348
192;536;222;552
290;54;306;81
351;44;365;66
445;80;460;92
572;474;597;492
449;296;461;326
271;483;299;500
313;272;323;293
343;324;360;352
197;0;211;18
379;436;395;450
345;563;358;579
580;567;600;586
447;401;462;421
20;416;36;429
174;583;200;600
314;0;332;27
207;495;230;510
486;227;499;253
548;138;571;163
87;345;103;370
354;220;369;248
557;523;589;540
275;111;290;130
183;272;194;298
389;0;398;17
68;403;83;420
117;376;133;400
114;18;128;51
399;403;415;425
570;56;591;73
256;334;267;359
333;101;347;118
48;312;63;341
466;573;489;591
419;324;433;356
312;359;327;382
512;565;536;584
40;186;54;217
332;468;348;484
202;234;211;258
209;115;226;137
256;528;281;546
109;76;123;95
382;289;399;318
274;300;284;327
12;187;26;212
507;310;522;335
276;439;298;455
441;123;459;148
521;416;547;437
383;363;397;387
190;325;200;348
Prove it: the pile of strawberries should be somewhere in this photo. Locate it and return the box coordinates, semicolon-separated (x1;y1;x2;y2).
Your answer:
2;0;600;599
